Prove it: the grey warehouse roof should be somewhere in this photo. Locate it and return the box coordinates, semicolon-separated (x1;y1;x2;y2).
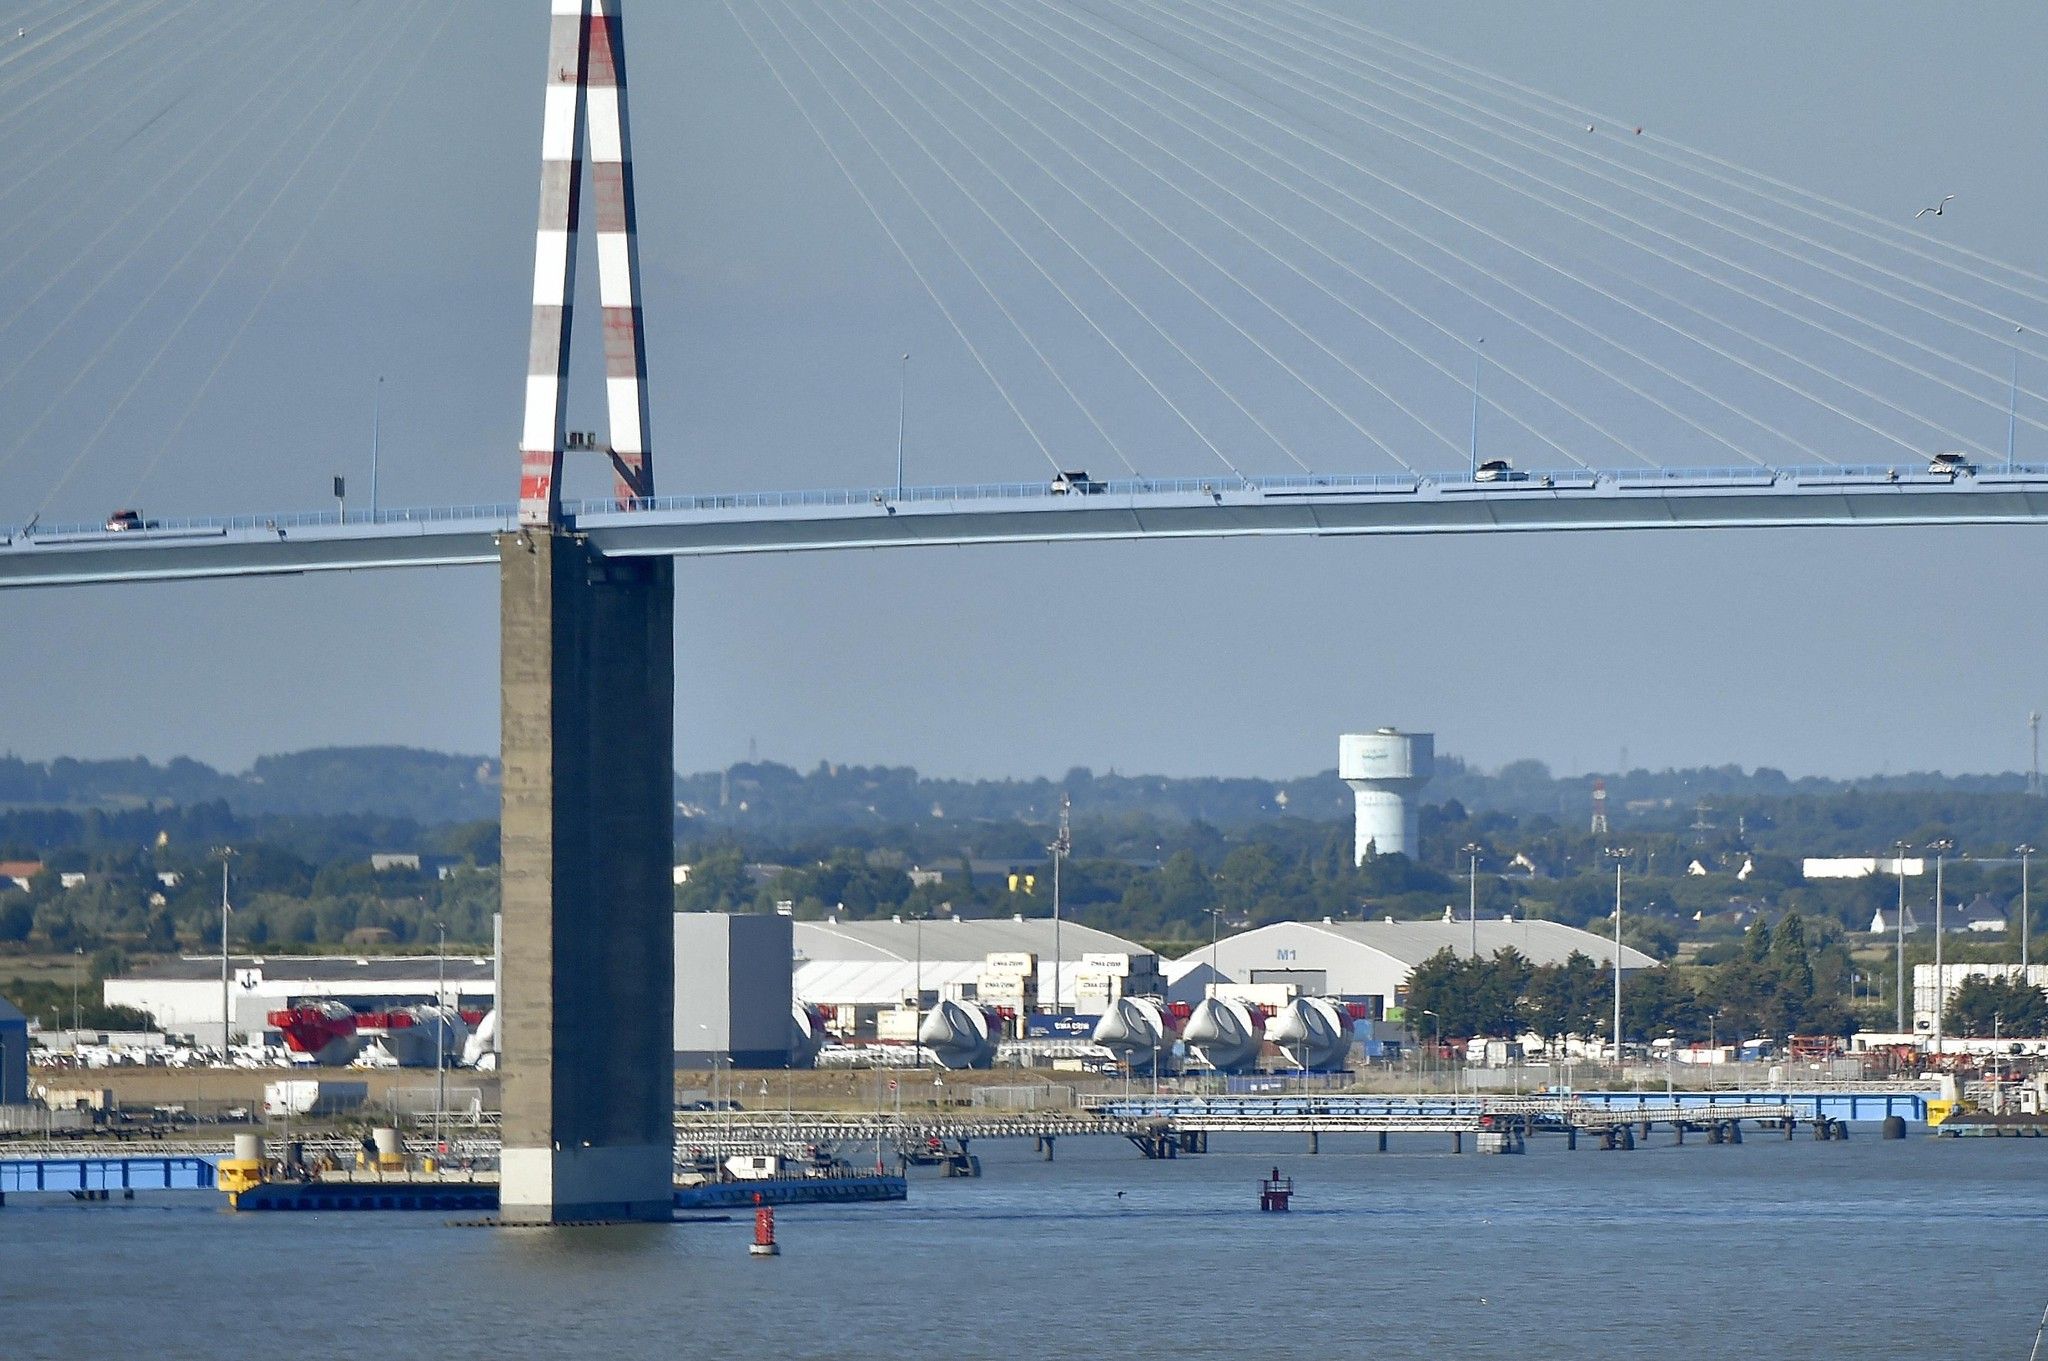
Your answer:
118;955;496;983
1173;919;1657;972
795;916;1146;964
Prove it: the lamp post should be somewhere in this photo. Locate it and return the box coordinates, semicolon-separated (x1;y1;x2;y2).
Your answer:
1048;794;1070;1018
370;374;382;517
1893;840;1911;1034
2008;327;2024;473
433;920;447;1145
1463;843;1483;959
1421;1008;1440;1093
1604;847;1633;1071
2018;844;2036;975
70;946;82;1035
894;352;909;496
1709;1010;1720;1091
217;847;235;1058
1467;337;1485;479
1928;837;1954;1055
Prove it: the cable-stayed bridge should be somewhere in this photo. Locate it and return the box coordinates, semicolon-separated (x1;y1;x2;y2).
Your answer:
2;1;2044;1220
2;3;2045;583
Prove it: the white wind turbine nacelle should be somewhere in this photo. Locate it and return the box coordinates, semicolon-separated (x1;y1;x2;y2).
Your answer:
1266;997;1352;1071
1183;997;1263;1072
1091;997;1175;1072
789;1003;831;1068
917;999;998;1069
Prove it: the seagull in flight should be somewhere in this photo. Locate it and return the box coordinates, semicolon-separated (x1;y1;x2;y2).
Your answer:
1916;195;1956;219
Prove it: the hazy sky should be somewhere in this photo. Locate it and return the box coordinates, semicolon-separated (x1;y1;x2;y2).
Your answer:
2;1;2046;781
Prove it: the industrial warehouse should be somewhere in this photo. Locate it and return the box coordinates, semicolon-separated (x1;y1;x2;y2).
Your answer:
91;910;1636;1074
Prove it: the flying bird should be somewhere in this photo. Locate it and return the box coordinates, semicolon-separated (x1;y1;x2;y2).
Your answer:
1916;195;1956;219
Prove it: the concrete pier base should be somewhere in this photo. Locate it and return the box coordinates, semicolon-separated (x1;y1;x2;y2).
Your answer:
498;531;676;1224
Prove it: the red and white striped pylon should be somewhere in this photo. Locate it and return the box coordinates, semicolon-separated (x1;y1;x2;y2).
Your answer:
519;0;653;528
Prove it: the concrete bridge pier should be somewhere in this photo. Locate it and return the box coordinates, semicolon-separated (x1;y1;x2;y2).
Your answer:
1307;1132;1319;1154
498;532;676;1224
1377;1132;1388;1153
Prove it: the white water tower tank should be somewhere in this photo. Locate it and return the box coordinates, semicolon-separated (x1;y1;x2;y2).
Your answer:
1339;728;1434;863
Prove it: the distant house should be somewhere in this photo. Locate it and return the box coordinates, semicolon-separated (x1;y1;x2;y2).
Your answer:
369;853;457;880
1952;893;2008;934
0;860;41;892
1869;903;1922;934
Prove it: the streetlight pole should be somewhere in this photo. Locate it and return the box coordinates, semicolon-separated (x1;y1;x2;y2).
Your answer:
434;920;447;1146
1894;840;1910;1034
1049;794;1070;1018
2008;328;2023;473
218;848;235;1057
894;352;909;497
1929;838;1954;1055
1709;1011;1719;1091
1464;843;1482;959
1467;337;1485;480
370;374;383;520
1420;1008;1440;1093
2018;844;2036;976
1605;847;1632;1071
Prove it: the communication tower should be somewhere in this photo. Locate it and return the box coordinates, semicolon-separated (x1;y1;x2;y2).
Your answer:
1590;779;1610;836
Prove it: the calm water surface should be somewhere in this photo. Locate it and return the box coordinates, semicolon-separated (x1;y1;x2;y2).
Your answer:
4;1131;2044;1359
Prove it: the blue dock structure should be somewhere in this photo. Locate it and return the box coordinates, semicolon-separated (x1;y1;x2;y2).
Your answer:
0;1153;216;1203
1565;1085;1939;1124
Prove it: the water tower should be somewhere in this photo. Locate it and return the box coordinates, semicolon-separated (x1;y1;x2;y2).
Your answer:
1339;729;1434;863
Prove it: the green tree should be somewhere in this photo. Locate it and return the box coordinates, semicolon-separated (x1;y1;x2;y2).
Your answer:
1945;975;2048;1038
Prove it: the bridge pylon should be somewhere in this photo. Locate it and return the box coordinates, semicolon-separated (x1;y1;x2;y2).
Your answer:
498;0;674;1225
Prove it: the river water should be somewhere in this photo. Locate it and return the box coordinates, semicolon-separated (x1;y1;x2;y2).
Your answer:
4;1130;2044;1359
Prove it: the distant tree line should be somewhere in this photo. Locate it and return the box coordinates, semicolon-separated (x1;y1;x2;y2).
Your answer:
1403;913;1861;1045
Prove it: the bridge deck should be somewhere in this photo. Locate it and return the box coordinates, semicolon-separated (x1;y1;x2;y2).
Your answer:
6;465;2046;587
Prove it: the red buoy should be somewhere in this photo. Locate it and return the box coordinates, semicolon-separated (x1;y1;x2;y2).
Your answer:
1259;1167;1293;1212
750;1193;780;1257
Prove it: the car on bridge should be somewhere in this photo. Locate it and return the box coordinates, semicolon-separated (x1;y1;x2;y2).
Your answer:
1473;459;1525;483
1050;469;1104;495
1927;451;1976;476
103;509;159;532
